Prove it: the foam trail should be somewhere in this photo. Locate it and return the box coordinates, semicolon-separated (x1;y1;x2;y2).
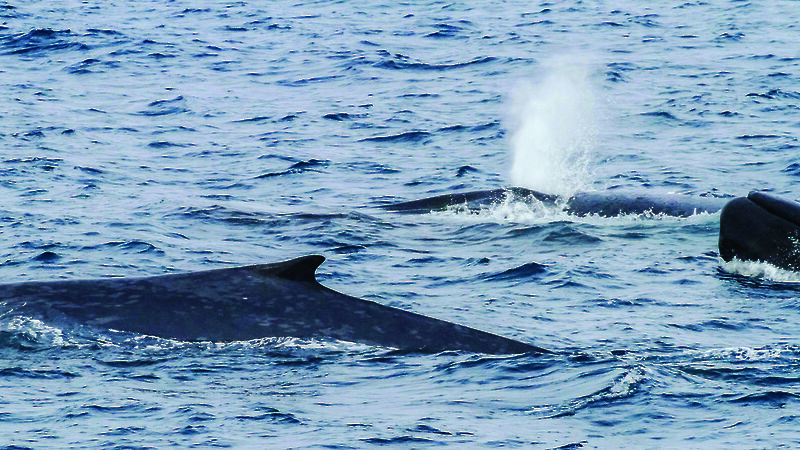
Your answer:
508;59;598;197
720;258;800;283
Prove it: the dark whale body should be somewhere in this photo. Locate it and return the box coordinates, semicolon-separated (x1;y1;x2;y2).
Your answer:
382;187;725;217
719;191;800;271
0;255;548;355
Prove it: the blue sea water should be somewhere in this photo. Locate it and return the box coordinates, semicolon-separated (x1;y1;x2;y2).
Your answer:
2;0;800;447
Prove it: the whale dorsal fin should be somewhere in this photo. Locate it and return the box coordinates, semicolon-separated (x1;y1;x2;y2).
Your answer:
260;254;325;283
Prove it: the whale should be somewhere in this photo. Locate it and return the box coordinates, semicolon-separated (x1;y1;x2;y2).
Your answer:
719;191;800;271
0;255;550;354
381;187;726;218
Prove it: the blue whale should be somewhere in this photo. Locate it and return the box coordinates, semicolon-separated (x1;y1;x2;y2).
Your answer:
382;187;725;217
385;187;800;273
719;191;800;271
0;255;549;354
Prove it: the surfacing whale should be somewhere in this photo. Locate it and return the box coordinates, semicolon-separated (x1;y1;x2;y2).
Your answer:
719;191;800;271
0;255;549;354
382;187;725;217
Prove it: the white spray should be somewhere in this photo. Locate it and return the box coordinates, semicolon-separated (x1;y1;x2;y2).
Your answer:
507;59;599;197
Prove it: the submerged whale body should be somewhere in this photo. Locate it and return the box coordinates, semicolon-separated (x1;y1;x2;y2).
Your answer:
719;191;800;271
382;187;725;217
0;255;548;355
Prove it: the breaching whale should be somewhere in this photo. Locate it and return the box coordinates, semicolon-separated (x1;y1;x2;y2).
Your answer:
381;187;725;217
719;191;800;271
0;255;549;354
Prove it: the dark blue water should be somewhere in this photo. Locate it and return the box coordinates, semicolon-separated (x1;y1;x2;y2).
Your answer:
2;0;800;447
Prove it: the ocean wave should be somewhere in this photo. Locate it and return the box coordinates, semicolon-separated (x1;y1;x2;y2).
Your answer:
534;366;648;418
254;159;329;178
136;96;189;116
0;365;79;379
360;130;431;143
481;262;549;282
373;56;496;71
79;240;164;255
232;115;271;123
1;28;87;55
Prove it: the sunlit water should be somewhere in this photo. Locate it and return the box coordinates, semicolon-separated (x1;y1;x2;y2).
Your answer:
2;0;800;447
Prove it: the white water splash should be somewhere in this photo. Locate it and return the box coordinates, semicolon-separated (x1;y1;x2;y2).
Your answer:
429;192;719;226
0;315;68;347
698;346;792;361
431;191;563;224
507;59;599;197
720;257;800;283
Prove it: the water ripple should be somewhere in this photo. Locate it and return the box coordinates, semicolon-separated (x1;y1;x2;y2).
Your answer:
2;0;800;447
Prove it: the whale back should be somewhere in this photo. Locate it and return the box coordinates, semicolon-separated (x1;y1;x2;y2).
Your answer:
382;187;724;217
380;187;559;213
566;191;724;217
0;255;548;354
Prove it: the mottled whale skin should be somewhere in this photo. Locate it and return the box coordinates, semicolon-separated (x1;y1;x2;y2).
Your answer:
382;187;725;218
719;191;800;271
0;255;549;355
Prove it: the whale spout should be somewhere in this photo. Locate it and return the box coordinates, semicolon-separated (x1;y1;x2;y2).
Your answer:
719;192;800;271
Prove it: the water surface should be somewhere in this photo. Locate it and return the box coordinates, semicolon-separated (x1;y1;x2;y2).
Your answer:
2;0;800;447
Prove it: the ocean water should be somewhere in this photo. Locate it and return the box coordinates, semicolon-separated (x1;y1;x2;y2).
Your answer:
2;0;800;447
